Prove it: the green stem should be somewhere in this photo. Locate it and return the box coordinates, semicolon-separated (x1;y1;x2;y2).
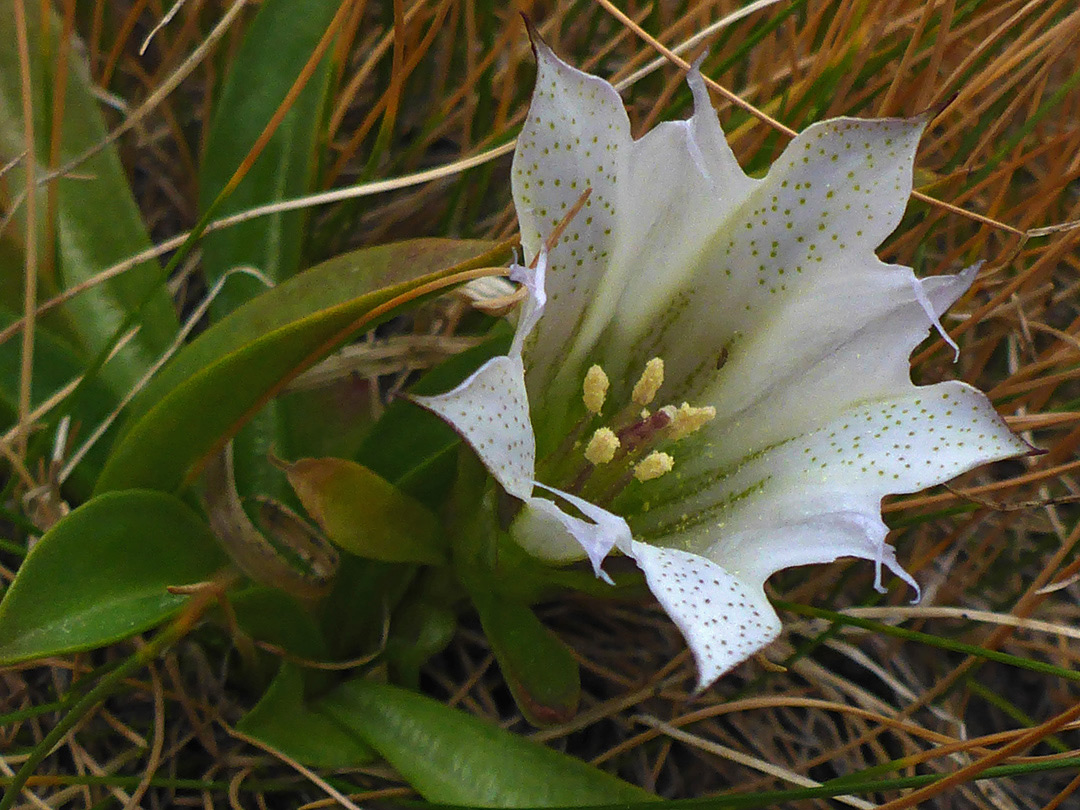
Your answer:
774;599;1080;684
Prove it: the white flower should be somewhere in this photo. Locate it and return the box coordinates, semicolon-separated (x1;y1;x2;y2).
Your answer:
415;36;1030;689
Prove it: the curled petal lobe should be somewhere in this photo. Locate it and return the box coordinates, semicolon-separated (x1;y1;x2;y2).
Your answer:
684;68;753;198
509;253;548;358
522;483;631;583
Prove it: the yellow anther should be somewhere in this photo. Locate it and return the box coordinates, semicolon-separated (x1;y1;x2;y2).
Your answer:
583;365;609;414
632;358;665;406
668;403;717;441
634;451;674;482
584;427;619;465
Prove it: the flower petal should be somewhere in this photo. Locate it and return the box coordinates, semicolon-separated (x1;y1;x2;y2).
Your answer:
508;252;548;358
512;35;630;407
688;264;980;463
704;510;920;601
569;67;759;394
624;540;781;690
616;115;931;407
411;355;535;501
633;380;1029;589
512;483;630;583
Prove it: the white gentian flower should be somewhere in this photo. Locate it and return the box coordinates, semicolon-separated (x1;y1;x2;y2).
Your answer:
415;36;1030;689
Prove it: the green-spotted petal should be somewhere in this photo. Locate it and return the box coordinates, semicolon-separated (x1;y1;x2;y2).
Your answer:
413;258;630;575
512;35;630;407
636;381;1028;590
624;540;780;690
412;355;536;501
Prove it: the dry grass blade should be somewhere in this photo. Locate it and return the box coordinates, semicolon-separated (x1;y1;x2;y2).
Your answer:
12;0;37;461
636;715;880;809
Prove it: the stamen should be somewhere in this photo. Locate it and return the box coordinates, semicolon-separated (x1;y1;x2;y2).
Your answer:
667;403;717;441
634;451;674;482
583;365;609;414
632;358;664;406
585;428;619;465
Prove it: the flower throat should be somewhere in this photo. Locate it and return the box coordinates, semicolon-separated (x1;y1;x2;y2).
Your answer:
538;357;716;510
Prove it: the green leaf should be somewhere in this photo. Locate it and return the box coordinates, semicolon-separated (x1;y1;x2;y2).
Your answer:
239;665;376;768
198;0;339;316
472;591;580;727
0;2;177;395
285;457;445;564
384;589;458;688
197;0;339;505
95;239;503;494
0;306;115;494
229;586;329;662
317;679;654;806
0;491;229;665
318;557;416;661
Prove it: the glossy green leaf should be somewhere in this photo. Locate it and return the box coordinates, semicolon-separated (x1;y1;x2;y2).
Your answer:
0;2;177;395
239;664;376;768
472;591;580;727
317;679;654;806
285;457;445;564
95;239;503;494
0;491;229;665
384;591;458;688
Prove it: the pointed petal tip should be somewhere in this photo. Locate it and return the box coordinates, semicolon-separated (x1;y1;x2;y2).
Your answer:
1018;438;1046;458
409;355;536;502
627;542;782;690
922;91;959;125
520;13;539;45
958;259;983;287
521;15;557;67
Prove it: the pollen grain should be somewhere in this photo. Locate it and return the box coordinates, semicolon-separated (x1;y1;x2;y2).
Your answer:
583;364;610;414
632;357;665;406
585;427;620;464
634;451;675;482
